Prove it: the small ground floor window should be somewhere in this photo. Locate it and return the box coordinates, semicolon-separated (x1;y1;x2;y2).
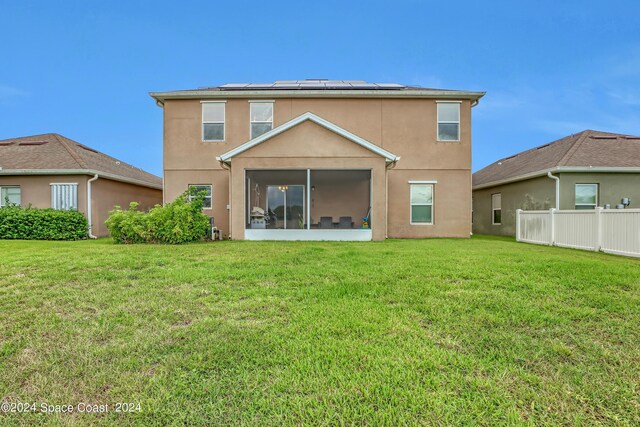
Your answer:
575;183;598;209
51;183;78;210
188;185;213;209
492;193;502;225
410;184;434;224
0;186;21;207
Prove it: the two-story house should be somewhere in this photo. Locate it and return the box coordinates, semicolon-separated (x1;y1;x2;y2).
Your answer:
150;80;484;240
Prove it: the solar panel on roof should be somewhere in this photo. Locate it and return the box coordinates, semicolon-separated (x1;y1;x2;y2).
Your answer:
242;83;271;88
349;83;377;89
324;82;352;88
376;83;405;89
212;80;410;91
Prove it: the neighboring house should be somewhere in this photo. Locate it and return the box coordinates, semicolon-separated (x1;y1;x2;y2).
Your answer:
472;130;640;236
151;79;485;240
0;133;162;237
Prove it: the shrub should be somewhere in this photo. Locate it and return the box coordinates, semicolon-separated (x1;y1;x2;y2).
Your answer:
0;206;88;240
105;192;210;244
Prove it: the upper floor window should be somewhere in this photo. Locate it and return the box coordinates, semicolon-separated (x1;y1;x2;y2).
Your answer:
250;101;273;139
575;184;598;209
410;183;434;224
189;184;212;209
0;186;20;207
202;102;225;141
492;193;502;225
437;102;460;141
51;183;78;210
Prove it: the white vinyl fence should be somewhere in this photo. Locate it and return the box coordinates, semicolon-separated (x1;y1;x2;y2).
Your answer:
516;208;640;258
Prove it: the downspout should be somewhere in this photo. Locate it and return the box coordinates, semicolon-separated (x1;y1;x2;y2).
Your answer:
385;158;399;239
470;98;480;233
154;98;166;204
547;171;560;209
87;174;99;239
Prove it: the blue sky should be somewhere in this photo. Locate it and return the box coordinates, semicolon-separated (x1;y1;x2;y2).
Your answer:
1;1;639;175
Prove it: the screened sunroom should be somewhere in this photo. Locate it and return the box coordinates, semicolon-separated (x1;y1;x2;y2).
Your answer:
244;169;372;240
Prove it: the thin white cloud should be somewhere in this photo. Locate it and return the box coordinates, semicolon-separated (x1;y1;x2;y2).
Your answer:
606;89;640;107
0;85;29;99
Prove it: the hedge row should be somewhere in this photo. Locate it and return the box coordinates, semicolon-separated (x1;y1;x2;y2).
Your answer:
105;192;209;244
0;206;88;240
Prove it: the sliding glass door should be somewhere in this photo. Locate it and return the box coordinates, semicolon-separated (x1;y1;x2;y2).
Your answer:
266;185;305;229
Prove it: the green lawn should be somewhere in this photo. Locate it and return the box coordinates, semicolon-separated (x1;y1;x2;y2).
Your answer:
0;236;639;426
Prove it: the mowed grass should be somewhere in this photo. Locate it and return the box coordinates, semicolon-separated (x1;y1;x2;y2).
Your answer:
0;236;639;426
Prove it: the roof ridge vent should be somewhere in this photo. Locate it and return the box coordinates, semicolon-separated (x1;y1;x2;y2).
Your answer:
77;144;98;153
0;141;14;146
18;141;48;146
590;135;617;139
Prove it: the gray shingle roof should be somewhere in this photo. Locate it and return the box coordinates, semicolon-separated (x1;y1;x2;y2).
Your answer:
473;130;640;188
149;79;486;102
0;133;162;188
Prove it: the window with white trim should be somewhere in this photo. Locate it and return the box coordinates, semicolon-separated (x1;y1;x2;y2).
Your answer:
250;102;273;139
410;184;434;224
492;193;502;225
202;102;225;141
189;184;212;209
0;186;21;207
575;184;598;209
437;102;460;141
51;183;78;210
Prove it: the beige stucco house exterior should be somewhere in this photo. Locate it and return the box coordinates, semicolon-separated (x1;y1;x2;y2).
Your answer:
151;80;485;240
0;133;162;237
473;130;640;236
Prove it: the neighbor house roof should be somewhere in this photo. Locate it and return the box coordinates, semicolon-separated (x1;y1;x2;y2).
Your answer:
150;79;485;103
0;133;162;189
473;130;640;189
217;112;400;164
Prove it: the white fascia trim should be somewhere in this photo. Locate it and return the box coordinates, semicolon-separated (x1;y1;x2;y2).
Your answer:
472;166;640;190
408;180;438;184
217;112;400;163
150;89;486;102
0;169;163;190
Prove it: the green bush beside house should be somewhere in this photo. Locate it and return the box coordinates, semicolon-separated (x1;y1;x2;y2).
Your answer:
0;206;88;240
105;191;210;244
